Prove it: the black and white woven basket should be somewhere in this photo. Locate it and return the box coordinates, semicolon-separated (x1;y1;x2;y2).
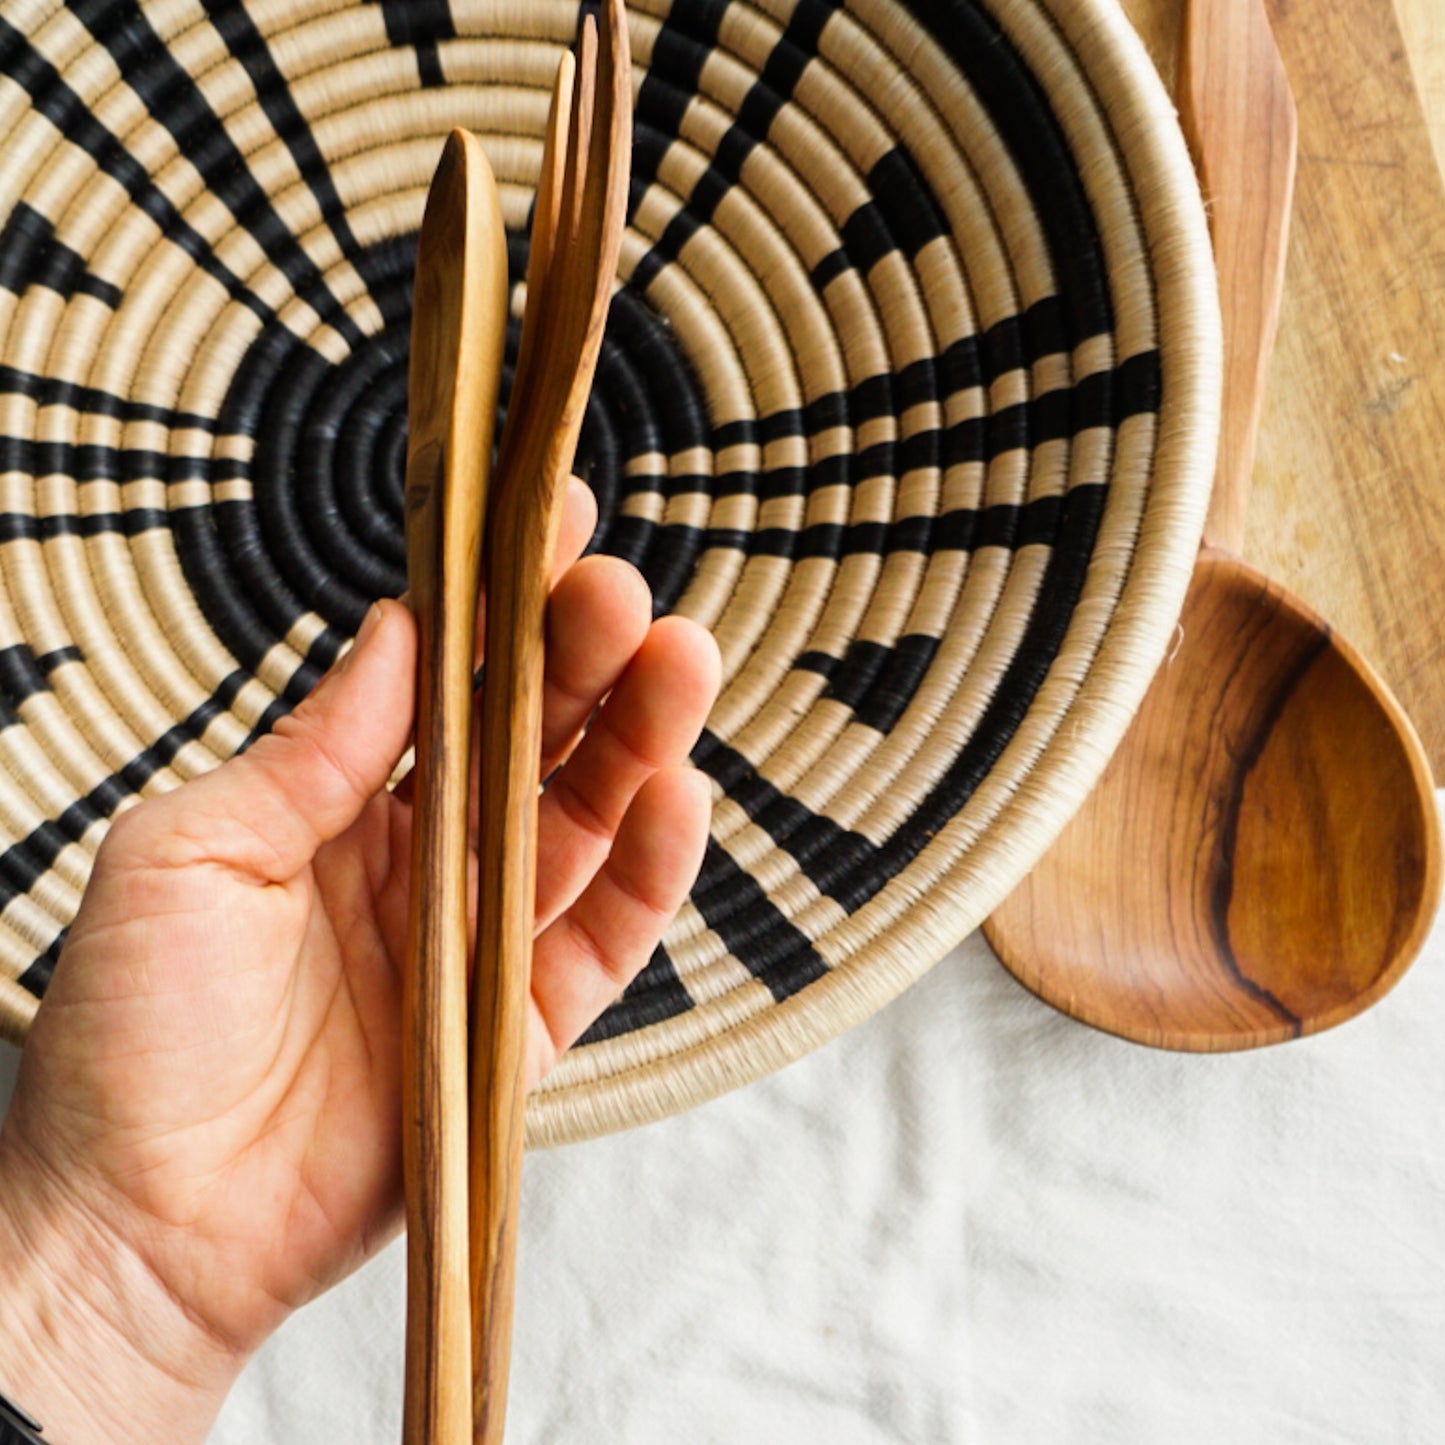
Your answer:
0;0;1218;1143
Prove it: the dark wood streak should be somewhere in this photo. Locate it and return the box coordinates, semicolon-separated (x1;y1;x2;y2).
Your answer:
1206;616;1333;1035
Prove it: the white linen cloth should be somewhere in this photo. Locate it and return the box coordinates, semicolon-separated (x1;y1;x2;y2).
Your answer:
4;800;1443;1443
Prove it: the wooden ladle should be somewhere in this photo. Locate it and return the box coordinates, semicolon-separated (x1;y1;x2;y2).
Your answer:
982;0;1441;1050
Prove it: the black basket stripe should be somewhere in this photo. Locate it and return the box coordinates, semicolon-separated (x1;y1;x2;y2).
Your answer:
68;0;365;346
0;15;279;323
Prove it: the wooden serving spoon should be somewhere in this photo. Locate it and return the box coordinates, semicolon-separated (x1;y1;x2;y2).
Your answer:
401;129;509;1444
469;4;631;1441
982;0;1441;1050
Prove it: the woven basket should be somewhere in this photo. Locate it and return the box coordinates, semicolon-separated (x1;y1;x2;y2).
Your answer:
0;0;1218;1145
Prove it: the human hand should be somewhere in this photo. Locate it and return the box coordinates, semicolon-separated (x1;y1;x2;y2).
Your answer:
0;480;720;1443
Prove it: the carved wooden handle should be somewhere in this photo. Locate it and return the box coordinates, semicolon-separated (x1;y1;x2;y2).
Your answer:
1179;0;1299;555
401;129;509;1445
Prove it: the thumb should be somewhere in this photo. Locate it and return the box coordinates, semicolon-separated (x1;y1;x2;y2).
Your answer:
112;601;417;883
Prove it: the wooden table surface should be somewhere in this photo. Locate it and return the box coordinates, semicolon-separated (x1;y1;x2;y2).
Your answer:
1120;0;1445;777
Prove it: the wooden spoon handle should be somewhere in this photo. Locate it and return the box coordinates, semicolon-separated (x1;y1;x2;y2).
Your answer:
401;130;508;1445
1179;0;1299;555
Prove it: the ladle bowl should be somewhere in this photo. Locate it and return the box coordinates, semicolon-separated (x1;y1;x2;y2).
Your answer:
988;546;1440;1050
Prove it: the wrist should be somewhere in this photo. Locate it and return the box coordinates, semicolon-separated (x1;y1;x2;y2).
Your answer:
0;1130;243;1445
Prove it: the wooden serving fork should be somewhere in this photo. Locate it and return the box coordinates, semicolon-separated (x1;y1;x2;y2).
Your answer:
469;5;632;1441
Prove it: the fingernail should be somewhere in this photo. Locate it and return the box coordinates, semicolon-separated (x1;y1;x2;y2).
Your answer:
341;603;384;671
356;602;384;649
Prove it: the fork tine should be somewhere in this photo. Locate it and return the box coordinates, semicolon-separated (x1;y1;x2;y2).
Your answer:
587;0;631;331
506;18;595;449
547;0;627;373
528;51;572;296
503;51;573;461
557;16;596;254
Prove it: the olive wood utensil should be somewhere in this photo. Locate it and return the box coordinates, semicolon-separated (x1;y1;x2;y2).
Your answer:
401;129;509;1444
469;5;631;1440
982;0;1441;1049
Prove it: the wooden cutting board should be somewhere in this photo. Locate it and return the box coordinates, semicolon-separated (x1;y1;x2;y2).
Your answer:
1121;0;1445;779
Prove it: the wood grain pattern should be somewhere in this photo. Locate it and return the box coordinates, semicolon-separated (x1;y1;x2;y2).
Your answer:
989;556;1440;1048
983;0;1442;1051
1122;0;1445;776
402;130;509;1445
1394;0;1445;180
468;5;632;1439
463;49;572;1445
1177;0;1295;553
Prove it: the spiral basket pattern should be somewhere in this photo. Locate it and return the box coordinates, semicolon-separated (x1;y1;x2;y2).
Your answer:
0;0;1217;1143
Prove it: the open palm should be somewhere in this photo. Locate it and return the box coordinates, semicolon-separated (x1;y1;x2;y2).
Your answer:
0;483;719;1364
